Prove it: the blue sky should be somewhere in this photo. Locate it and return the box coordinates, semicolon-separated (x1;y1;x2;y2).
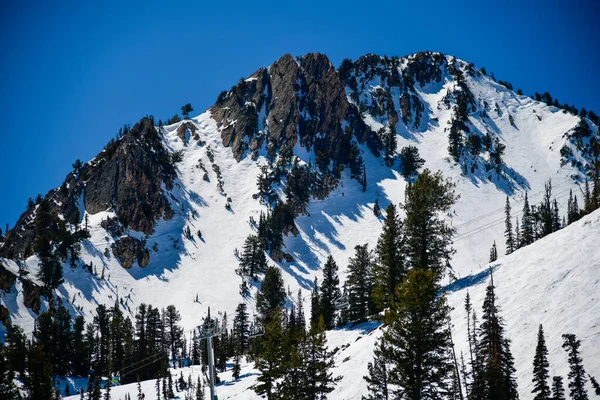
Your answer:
0;0;598;229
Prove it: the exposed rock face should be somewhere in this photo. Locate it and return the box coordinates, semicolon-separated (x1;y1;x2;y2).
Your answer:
0;304;10;328
111;236;150;269
176;121;197;143
0;262;16;293
1;117;176;260
210;52;381;164
22;279;42;314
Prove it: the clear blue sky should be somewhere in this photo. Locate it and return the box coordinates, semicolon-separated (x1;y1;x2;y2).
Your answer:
1;0;598;229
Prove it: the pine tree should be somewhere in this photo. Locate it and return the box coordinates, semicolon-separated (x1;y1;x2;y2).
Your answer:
504;197;515;254
0;346;19;399
589;375;600;396
521;192;534;246
34;199;64;293
515;218;521;250
373;203;405;311
562;334;588;400
489;241;498;262
373;197;382;217
299;317;341;399
256;266;286;323
320;255;341;329
552;376;566;400
164;305;183;362
233;302;250;354
237;235;268;280
583;180;592;214
363;337;389;400
232;353;242;380
254;308;285;400
346;244;373;322
196;376;204;400
383;269;453;399
473;275;518;400
310;277;322;327
403;169;457;276
532;324;551;400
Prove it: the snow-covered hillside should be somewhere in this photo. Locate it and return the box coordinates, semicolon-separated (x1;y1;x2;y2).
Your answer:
63;208;600;400
2;51;599;397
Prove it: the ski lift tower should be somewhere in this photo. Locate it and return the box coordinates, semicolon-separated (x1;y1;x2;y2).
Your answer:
199;321;221;400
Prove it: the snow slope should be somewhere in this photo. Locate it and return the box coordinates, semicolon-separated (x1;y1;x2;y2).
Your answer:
2;52;599;397
65;208;600;400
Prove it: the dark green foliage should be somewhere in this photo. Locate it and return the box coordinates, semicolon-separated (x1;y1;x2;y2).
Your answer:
310;277;322;327
373;203;405;311
285;160;312;216
467;134;482;156
254;308;286;399
0;346;19;399
489;241;498;262
363;338;390;400
383;269;453;399
5;325;28;374
320;255;341;329
552;376;566;400
232;354;241;380
165;305;183;362
373;197;382;217
233;302;250;354
181;103;194;119
472;276;518;400
448;123;463;160
532;325;551;400
256;266;286;323
236;235;267;280
34;200;64;292
346;244;374;323
505;197;515;254
403;169;458;276
521;192;535;246
589;375;600;396
24;343;54;400
562;334;588;400
400;145;425;177
490;137;506;174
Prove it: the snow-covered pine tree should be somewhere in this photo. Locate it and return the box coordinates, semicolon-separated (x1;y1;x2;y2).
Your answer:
373;203;405;311
346;244;373;322
320;255;341;329
589;375;600;396
562;334;589;400
532;324;551;400
504;197;515;254
363;337;389;400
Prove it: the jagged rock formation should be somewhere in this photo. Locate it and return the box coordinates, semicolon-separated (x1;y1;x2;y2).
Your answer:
111;236;150;269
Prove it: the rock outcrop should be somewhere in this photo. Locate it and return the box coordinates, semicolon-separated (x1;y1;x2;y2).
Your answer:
111;236;150;269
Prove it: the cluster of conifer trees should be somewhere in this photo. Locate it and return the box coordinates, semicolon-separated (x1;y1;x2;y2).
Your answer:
504;178;600;256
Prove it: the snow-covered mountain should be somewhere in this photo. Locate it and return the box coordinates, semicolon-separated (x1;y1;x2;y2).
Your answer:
1;51;599;397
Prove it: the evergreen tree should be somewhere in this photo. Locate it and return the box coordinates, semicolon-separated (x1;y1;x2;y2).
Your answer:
473;275;518;400
310;277;322;327
73;315;89;376
521;192;535;246
403;169;457;276
34;199;64;292
567;190;581;224
551;376;566;400
400;145;425;177
562;334;588;400
181;103;193;119
196;376;204;400
346;244;373;322
583;180;592;214
363;337;389;400
320;255;341;329
0;346;19;399
299;317;341;399
589;375;600;396
233;302;250;354
504;197;515;254
373;203;405;311
383;269;453;399
232;353;242;380
295;289;306;335
515;218;521;250
254;308;285;400
256;266;286;323
489;241;498;262
164;305;183;362
532;325;551;400
24;343;54;400
373;197;382;217
237;235;267;280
